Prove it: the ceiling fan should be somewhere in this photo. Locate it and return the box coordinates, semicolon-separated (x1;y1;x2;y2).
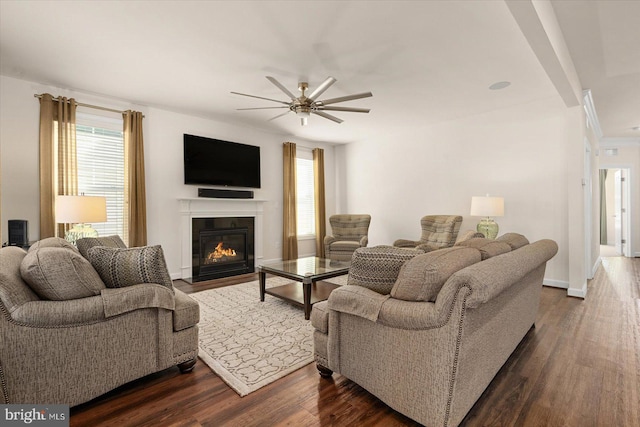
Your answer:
231;76;372;126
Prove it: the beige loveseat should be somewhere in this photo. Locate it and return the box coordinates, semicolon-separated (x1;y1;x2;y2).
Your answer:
0;237;199;406
312;234;558;427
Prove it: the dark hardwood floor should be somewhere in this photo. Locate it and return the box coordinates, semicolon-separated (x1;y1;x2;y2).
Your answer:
70;257;640;426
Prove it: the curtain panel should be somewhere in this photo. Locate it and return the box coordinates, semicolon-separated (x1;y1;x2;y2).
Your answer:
38;94;78;238
282;142;298;260
313;148;326;258
123;110;147;247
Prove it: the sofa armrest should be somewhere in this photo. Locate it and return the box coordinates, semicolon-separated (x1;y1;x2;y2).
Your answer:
414;243;442;252
101;283;175;318
9;296;106;326
324;235;338;246
359;236;368;247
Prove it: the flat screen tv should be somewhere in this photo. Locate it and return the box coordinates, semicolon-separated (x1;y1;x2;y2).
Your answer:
184;134;261;188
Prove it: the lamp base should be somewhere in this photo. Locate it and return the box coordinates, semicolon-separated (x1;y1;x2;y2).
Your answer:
64;223;98;245
477;218;499;239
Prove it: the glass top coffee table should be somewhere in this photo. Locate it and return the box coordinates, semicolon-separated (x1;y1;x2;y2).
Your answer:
259;257;350;319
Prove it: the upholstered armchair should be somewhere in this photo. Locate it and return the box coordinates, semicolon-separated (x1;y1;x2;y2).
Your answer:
393;215;463;252
324;214;372;261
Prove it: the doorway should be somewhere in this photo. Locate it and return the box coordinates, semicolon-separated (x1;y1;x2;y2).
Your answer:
599;168;631;257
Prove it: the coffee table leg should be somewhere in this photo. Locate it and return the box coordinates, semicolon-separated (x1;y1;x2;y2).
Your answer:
303;278;312;320
259;270;266;302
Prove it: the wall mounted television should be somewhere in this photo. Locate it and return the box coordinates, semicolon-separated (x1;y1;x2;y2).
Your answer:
183;134;261;188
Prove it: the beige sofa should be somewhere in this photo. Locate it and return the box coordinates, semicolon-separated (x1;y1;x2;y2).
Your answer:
0;238;199;406
312;234;558;427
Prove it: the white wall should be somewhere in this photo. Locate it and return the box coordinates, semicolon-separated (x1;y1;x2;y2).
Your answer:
338;96;572;285
0;75;337;277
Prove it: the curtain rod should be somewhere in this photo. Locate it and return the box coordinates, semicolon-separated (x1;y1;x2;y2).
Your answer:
33;94;144;117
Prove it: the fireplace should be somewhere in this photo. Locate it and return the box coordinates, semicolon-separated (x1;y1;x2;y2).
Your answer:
191;217;255;281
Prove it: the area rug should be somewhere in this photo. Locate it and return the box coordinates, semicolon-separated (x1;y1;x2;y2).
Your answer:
189;276;345;396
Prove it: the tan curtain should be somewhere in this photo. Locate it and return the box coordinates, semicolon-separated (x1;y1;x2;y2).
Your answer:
38;94;78;238
313;148;326;258
282;142;298;260
123;110;147;247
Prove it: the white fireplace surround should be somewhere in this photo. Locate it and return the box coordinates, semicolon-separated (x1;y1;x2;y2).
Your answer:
179;198;265;280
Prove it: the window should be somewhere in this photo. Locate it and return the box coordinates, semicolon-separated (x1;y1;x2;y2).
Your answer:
75;112;125;238
296;149;316;237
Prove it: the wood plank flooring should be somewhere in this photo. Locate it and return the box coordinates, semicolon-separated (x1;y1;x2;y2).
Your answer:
70;257;640;426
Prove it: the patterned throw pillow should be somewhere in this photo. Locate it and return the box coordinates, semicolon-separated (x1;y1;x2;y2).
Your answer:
20;247;106;300
76;235;127;258
347;246;423;294
391;246;482;302
87;245;174;292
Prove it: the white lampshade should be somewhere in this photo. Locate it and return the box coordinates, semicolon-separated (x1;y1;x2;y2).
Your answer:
470;196;504;217
55;195;107;224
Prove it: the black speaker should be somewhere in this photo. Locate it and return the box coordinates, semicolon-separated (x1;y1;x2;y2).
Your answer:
8;220;28;246
198;188;254;199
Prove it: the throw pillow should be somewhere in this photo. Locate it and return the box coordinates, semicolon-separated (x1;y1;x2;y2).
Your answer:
20;247;106;300
496;233;529;250
347;246;423;294
28;237;79;253
454;237;512;260
76;235;127;258
87;245;174;292
391;247;481;302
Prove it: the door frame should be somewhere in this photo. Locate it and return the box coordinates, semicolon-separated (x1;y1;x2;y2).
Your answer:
599;164;632;257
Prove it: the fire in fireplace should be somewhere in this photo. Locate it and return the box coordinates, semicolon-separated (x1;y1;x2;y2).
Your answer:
191;217;255;281
204;242;238;264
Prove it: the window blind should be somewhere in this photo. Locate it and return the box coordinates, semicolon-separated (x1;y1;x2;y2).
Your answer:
75;113;125;239
296;155;316;237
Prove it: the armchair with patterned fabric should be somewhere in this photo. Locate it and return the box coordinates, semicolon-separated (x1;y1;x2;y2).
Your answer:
324;214;371;261
393;215;463;252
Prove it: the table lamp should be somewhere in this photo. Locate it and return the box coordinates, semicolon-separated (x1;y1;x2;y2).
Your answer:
55;195;107;244
470;195;504;239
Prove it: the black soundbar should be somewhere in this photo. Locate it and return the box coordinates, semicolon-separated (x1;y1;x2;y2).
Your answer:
198;188;254;199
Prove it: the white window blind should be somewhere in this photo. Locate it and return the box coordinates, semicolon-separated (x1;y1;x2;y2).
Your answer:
75;112;125;239
296;150;316;237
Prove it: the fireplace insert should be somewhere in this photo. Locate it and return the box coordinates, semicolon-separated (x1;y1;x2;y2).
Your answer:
191;217;255;281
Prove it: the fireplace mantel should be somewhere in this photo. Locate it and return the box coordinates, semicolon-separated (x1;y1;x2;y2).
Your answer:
178;198;265;279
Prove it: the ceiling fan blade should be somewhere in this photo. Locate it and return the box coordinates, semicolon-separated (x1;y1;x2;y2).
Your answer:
307;76;337;101
312;110;343;124
320;92;373;106
266;76;297;101
318;106;370;113
230;91;290;105
268;111;292;121
237;106;290;110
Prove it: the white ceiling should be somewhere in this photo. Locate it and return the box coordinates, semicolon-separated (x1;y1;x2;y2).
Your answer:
1;0;638;143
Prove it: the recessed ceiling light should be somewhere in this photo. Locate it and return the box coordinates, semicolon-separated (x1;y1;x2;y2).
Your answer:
489;81;511;90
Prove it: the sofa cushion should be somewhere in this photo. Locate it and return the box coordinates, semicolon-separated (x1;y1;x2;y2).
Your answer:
0;246;40;312
20;247;106;300
76;235;127;258
347;246;423;294
496;233;529;250
28;236;78;253
391;247;481;302
87;245;174;292
173;289;200;331
454;237;512;260
329;240;363;252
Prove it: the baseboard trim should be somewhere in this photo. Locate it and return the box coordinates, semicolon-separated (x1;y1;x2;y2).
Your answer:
591;257;602;278
567;282;588;299
543;279;569;289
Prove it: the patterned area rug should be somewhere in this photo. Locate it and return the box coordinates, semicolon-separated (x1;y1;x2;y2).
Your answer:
189;276;344;396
